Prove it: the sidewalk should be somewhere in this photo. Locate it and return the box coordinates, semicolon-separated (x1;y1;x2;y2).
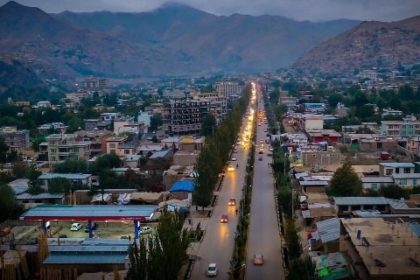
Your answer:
184;207;211;258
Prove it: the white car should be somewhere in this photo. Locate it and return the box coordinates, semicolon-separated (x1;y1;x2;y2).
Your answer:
70;222;82;231
207;263;217;277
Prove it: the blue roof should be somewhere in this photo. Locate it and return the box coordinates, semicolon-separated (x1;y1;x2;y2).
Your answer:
44;254;127;265
169;180;196;193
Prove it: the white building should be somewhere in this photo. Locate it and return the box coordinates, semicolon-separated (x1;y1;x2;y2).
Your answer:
304;114;324;131
138;111;152;133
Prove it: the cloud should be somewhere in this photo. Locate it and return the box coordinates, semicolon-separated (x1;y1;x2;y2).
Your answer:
1;0;419;21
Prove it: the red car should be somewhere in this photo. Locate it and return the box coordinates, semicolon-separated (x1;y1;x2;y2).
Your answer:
220;214;229;223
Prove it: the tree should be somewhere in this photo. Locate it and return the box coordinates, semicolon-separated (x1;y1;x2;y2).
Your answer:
0;137;9;163
150;113;163;132
329;162;362;196
380;184;409;199
327;93;343;108
0;184;23;222
127;211;191;280
287;257;318;280
48;177;72;194
201;114;216;136
54;159;88;173
285;218;302;260
12;161;28;178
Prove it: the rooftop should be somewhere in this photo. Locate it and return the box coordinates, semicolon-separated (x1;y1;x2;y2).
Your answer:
38;173;91;180
316;218;340;244
334;197;388;206
20;205;157;222
341;218;420;278
380;162;415;168
16;192;65;200
361;176;394;183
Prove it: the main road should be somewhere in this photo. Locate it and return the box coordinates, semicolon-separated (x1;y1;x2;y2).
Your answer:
190;86;257;279
246;84;285;279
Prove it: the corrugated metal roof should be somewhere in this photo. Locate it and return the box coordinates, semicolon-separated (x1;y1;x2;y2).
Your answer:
16;193;64;200
392;173;420;179
334;196;388;205
20;205;156;220
361;176;394;183
43;254;127;265
49;245;128;253
316;218;340;243
38;173;91;180
300;181;329;186
380;162;415;168
406;223;420;237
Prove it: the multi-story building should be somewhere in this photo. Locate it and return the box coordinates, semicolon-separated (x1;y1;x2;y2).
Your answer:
75;130;112;157
163;99;211;135
214;81;243;97
45;134;90;163
0;126;30;150
81;77;107;91
381;115;420;137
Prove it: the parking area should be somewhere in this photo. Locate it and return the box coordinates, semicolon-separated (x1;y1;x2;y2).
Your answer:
46;221;157;239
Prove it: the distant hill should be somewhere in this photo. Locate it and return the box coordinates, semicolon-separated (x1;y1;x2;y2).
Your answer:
292;15;420;75
0;1;360;83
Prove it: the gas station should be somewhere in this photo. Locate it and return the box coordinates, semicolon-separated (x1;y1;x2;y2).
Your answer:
20;204;157;239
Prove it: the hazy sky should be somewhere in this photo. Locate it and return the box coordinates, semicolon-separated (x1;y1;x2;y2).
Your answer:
2;0;420;21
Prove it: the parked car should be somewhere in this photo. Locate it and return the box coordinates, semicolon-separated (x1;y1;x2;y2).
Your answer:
220;214;229;223
253;254;264;265
207;263;218;277
70;223;82;231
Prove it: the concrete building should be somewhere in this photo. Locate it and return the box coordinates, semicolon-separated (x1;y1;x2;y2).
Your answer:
214;81;243;97
81;77;107;91
381;108;403;118
173;136;205;166
300;147;343;168
306;129;341;144
304;114;323;131
163;99;210;135
340;218;420;280
392;173;420;188
38;122;66;134
334;197;390;216
46;134;90;163
381;115;420;137
0;126;30;150
38;173;92;190
137;111;152;133
361;176;394;190
75;130;112;157
379;162;415;176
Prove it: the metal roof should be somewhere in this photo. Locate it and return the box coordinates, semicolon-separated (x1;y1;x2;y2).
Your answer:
38;173;91;180
392;173;420;179
16;193;64;200
334;196;388;205
49;245;128;253
20;205;157;221
361;176;394;183
43;254;127;265
380;162;415;168
406;223;420;237
299;181;329;186
316;218;340;243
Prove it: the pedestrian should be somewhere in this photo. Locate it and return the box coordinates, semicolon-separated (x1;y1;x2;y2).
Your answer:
235;208;238;216
188;218;192;225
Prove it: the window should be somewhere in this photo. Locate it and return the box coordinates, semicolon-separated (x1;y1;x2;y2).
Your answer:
404;168;411;173
371;183;378;190
413;179;417;186
395;168;400;174
400;179;407;186
385;169;393;175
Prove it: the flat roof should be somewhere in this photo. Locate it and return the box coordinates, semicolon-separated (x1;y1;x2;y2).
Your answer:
44;254;127;265
361;176;394;183
16;193;64;200
334;196;388;205
392;173;420;179
20;205;157;222
341;218;420;277
38;173;91;180
380;162;415;168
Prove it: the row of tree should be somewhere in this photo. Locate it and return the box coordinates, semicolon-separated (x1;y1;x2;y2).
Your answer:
127;211;191;280
193;86;251;208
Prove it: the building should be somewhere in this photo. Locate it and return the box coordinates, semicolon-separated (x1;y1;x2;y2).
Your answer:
379;162;415;176
113;119;142;135
75;130;112;157
392;173;420;188
340;218;420;280
173;136;205;166
303;103;326;113
361;176;394;190
45;134;91;163
81;77;107;91
38;173;92;190
381;115;420;137
381;108;403;118
16;192;65;204
300;147;343;168
0;126;30;150
163;99;210;135
334;197;390;216
138;111;152;133
304;114;324;131
38;122;66;134
306;129;341;144
214;81;243;98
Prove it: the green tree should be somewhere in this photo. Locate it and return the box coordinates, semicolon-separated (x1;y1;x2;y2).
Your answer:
127;211;191;280
150;113;163;132
285;218;302;260
327;93;343;108
380;184;409;199
0;137;9;163
287;257;318;280
54;159;88;173
0;184;23;222
48;177;72;194
12;161;28;178
329;162;362;196
201;114;217;136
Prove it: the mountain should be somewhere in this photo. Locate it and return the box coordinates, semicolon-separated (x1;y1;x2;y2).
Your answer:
0;1;360;82
292;16;420;75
